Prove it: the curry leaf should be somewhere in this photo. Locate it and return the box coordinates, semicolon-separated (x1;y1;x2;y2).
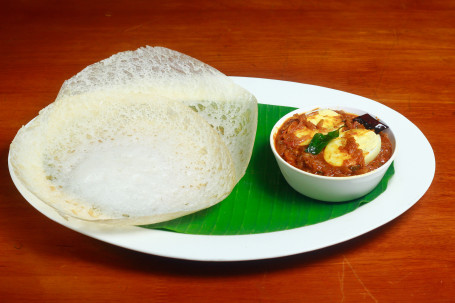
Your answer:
305;127;342;155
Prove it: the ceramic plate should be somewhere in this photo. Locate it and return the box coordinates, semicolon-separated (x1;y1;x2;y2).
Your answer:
8;77;435;261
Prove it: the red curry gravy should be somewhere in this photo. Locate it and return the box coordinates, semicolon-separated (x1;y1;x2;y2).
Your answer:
274;110;393;177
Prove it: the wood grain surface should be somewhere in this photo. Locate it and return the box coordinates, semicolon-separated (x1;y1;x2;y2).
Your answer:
1;1;453;302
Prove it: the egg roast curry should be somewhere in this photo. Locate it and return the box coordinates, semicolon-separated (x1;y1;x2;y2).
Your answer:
274;109;393;177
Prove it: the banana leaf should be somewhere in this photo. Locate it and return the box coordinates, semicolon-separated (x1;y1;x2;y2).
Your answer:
141;104;395;235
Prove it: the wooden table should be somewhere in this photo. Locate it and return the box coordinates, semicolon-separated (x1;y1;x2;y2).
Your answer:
1;1;453;302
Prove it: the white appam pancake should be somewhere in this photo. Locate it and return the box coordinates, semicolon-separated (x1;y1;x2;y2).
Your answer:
10;93;236;225
56;46;258;183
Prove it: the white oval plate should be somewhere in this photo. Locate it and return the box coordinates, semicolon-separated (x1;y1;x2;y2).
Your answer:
8;77;435;262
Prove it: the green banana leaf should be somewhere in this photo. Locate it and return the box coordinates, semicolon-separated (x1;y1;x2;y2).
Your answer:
141;104;395;235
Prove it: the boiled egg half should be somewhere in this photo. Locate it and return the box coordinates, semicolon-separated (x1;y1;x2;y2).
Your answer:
294;109;344;145
324;129;381;167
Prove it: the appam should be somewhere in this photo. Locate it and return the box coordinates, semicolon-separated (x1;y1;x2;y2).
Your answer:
57;46;257;183
10;47;257;225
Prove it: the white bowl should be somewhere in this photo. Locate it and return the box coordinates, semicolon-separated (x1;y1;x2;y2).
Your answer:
270;105;397;202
